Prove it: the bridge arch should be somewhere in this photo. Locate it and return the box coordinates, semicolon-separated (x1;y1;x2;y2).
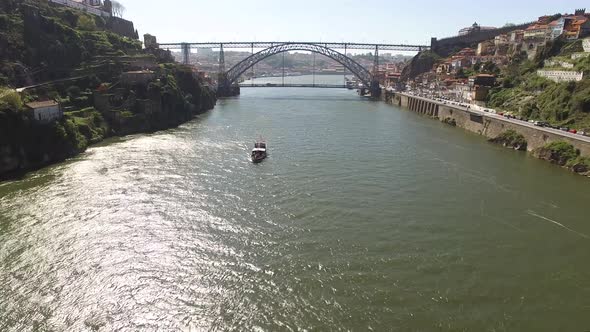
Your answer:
225;43;374;87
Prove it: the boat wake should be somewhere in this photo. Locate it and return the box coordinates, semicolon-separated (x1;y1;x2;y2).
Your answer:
526;210;589;239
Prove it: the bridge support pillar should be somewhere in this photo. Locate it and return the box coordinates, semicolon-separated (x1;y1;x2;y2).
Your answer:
370;80;381;98
216;43;240;97
181;43;190;65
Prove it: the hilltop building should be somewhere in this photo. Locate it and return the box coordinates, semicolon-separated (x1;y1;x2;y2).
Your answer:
458;22;496;36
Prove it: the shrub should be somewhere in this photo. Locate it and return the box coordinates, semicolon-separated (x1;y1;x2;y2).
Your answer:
535;141;579;166
489;130;527;150
77;15;96;31
0;88;23;111
67;85;81;98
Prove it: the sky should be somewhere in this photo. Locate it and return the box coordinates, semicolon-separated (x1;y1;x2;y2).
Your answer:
120;0;589;46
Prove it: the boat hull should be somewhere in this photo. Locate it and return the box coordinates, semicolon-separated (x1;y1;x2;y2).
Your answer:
251;153;267;163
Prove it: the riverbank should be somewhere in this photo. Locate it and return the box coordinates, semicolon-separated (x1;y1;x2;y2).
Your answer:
0;96;216;182
384;90;590;177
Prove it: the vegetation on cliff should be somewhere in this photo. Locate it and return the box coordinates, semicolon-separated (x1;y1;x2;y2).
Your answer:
489;130;527;150
487;40;590;130
0;0;217;179
0;0;141;86
533;141;590;175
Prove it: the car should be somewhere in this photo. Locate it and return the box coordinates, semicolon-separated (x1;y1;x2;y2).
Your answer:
569;129;577;134
577;131;586;136
560;127;569;132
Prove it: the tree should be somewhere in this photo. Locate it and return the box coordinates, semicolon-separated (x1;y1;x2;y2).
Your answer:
111;1;126;18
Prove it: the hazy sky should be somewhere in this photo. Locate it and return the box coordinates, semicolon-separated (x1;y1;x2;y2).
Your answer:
121;0;589;45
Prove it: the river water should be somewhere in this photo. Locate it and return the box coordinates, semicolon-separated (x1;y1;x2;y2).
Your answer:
1;76;590;331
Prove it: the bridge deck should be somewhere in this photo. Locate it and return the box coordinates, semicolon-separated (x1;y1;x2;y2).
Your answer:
239;84;350;88
159;41;428;51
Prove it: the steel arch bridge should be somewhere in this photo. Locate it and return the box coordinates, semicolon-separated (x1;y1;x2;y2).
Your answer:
158;41;429;96
226;43;373;87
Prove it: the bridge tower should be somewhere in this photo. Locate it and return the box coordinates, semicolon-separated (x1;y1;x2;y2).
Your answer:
181;43;191;65
370;45;381;98
217;43;239;96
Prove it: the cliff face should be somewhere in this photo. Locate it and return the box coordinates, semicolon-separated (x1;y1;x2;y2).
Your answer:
1;0;143;86
0;0;217;180
401;51;441;81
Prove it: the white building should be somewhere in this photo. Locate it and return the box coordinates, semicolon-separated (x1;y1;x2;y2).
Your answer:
48;0;110;17
583;38;590;52
537;70;584;83
25;101;63;123
544;59;574;69
572;52;590;60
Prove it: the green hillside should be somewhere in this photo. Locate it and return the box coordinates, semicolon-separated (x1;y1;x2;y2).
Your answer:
487;39;590;130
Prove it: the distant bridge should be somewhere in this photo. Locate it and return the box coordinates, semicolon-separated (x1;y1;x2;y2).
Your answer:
158;41;430;96
239;83;348;88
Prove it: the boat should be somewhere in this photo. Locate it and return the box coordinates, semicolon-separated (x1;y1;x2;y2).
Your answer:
251;140;267;163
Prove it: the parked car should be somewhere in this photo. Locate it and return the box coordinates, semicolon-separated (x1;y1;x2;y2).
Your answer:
569;129;577;134
577;131;586;136
560;127;569;132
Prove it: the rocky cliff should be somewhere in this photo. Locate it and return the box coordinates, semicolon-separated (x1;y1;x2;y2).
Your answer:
0;0;217;180
401;51;441;81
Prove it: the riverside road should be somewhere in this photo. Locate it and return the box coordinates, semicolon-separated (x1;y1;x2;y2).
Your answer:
406;92;590;144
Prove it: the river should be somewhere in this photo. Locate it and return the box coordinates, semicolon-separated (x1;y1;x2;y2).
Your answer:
1;76;590;331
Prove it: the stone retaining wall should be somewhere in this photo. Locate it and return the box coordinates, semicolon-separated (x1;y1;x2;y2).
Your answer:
388;91;590;157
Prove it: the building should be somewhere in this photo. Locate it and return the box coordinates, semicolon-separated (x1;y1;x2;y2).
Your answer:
25;100;63;123
494;34;510;55
456;48;476;57
477;40;495;56
467;74;496;102
144;34;158;49
544;59;574;69
459;22;496;36
469;74;496;87
564;16;590;39
48;0;110;17
436;62;452;75
121;70;155;85
524;23;550;41
451;57;470;71
537;70;584;82
584;37;590;52
549;17;570;39
509;30;525;44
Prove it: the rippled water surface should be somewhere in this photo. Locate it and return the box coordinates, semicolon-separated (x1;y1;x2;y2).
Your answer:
2;83;590;331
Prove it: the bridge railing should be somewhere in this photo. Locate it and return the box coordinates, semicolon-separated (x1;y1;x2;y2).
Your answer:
158;41;429;52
